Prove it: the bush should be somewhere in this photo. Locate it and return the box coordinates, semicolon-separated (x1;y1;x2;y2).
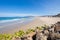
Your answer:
0;34;3;40
26;29;35;34
36;26;43;30
0;34;12;40
14;30;25;38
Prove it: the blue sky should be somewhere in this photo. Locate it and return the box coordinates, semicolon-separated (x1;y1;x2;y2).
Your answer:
0;0;60;17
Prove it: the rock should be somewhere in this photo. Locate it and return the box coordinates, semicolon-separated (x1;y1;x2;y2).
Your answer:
36;29;47;40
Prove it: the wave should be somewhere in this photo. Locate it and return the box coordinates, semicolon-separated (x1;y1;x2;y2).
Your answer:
0;19;21;23
0;17;34;24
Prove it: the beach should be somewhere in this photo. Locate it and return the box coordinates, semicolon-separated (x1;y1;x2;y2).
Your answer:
0;17;60;34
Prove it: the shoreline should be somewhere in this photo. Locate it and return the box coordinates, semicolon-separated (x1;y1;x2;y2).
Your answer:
0;18;35;34
0;17;60;34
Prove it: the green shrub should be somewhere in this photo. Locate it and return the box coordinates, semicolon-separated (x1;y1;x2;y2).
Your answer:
14;30;25;38
0;34;3;40
26;29;35;34
44;24;48;27
36;26;43;30
3;34;12;40
0;34;12;40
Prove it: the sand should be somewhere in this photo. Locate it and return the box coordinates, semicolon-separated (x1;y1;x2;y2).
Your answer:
0;17;60;34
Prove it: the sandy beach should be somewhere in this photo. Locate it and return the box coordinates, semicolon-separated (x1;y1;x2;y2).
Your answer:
0;17;60;34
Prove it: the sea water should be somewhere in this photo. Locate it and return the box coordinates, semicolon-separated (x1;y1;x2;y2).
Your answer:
0;17;34;28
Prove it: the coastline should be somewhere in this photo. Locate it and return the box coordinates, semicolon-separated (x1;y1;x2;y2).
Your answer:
0;17;60;34
0;17;35;34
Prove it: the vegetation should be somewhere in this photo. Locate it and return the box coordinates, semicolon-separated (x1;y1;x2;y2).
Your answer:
14;30;25;38
0;34;3;40
0;30;25;40
0;34;12;40
0;25;47;40
26;29;35;34
36;26;43;30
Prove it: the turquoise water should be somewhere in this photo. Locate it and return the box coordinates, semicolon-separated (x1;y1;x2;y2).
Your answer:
0;17;34;32
0;17;30;21
0;17;20;20
0;17;34;25
0;17;33;23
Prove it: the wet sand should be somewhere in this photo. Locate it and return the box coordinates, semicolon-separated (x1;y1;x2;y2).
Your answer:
0;17;60;34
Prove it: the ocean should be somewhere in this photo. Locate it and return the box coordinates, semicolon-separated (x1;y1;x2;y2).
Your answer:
0;17;34;28
0;17;33;23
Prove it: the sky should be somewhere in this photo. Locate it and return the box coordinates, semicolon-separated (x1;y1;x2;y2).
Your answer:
0;0;60;17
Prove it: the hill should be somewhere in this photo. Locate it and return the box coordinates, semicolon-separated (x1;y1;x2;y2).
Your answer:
53;13;60;17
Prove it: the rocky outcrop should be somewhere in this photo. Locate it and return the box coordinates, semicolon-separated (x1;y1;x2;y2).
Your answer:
36;22;60;40
14;22;60;40
54;22;60;33
36;29;48;40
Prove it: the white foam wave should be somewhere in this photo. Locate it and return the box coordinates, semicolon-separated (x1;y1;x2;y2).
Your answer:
0;19;21;23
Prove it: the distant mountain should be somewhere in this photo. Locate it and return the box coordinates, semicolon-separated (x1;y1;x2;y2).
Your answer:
53;13;60;17
42;13;60;17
